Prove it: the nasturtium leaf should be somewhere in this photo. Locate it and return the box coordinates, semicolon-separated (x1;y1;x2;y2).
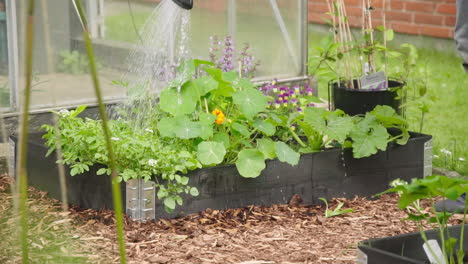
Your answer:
157;117;176;137
324;114;354;143
350;121;389;158
222;71;238;82
198;113;215;139
196;141;226;165
213;133;230;148
274;142;300;166
190;187;199;196
173;116;202;139
232;88;268;119
257;138;277;160
303;107;327;133
232;122;251;137
253;119;276;136
191;75;218;96
193;59;215;68
204;67;227;83
164;197;176;210
233;78;256;90
235;149;266;178
159;82;197;116
199;112;217;124
199;122;214;140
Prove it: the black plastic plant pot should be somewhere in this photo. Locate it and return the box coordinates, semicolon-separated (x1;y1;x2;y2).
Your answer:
358;224;468;264
330;80;403;116
15;131;431;219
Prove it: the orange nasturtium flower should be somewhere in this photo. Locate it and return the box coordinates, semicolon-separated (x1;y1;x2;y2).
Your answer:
212;108;226;125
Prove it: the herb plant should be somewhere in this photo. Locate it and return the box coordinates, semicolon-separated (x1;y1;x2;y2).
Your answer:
42;106;201;213
382;175;468;264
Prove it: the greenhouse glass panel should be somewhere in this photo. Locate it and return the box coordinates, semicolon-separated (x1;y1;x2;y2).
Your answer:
0;0;11;109
102;0;307;81
15;0;125;110
10;0;307;112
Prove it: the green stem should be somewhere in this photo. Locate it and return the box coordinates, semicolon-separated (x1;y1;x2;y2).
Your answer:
17;1;36;262
289;128;307;148
72;1;127;263
458;199;467;264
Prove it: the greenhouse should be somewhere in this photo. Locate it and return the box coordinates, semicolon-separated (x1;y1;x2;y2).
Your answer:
0;0;467;263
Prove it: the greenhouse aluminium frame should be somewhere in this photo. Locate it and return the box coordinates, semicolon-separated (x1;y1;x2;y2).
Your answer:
2;0;309;115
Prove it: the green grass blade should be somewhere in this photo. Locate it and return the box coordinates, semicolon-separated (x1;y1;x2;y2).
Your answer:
16;0;36;262
71;1;127;263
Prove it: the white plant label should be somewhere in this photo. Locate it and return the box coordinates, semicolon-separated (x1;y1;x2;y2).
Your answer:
423;240;447;264
360;71;387;90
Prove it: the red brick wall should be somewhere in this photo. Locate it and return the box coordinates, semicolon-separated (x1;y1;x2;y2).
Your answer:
308;0;456;39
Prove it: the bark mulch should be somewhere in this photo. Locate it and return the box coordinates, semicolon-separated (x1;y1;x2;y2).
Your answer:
1;174;463;264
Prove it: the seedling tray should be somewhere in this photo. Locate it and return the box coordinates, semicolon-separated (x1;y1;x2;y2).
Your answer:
358;224;468;264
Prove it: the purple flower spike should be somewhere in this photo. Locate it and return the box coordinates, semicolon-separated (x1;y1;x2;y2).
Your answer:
272;85;278;93
291;98;298;106
283;99;289;107
296;107;303;112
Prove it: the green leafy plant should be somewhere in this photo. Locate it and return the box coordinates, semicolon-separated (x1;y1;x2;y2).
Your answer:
42;36;411;214
319;197;354;218
57;50;101;75
42;106;201;213
381;175;468;264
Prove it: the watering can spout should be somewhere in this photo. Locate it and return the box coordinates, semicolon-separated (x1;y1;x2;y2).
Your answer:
172;0;193;10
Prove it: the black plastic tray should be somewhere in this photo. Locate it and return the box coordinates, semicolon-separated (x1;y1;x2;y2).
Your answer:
359;224;468;264
17;131;431;219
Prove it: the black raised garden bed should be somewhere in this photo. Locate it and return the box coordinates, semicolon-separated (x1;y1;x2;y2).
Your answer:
359;224;468;264
17;131;431;219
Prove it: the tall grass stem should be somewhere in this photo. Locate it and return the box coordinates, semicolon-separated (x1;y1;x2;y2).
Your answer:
71;1;127;262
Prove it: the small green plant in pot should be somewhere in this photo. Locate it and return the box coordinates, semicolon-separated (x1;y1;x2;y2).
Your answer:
376;175;468;263
313;0;411;116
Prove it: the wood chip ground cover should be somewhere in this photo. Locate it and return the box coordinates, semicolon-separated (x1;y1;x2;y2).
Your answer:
0;175;463;263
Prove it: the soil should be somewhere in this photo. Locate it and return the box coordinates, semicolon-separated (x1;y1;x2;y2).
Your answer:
0;174;464;264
